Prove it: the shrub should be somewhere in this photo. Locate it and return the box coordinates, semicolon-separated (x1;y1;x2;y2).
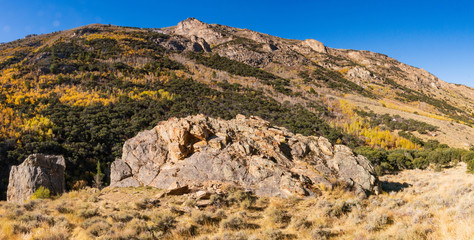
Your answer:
188;52;281;83
5;207;24;220
413;157;429;169
53;216;73;229
23;200;39;211
215;209;227;219
134;198;152;210
192;212;214;225
364;212;391;231
78;207;99;218
266;207;291;225
240;198;254;209
356;146;474;173
210;194;226;207
18;213;53;225
311;228;331;240
55;205;74;214
72;180;88;190
87;221;111;237
152;212;176;232
31;226;71;240
264;229;285;240
31;186;51;200
354;110;439;133
49;63;59;74
291;217;312;230
467;158;474;173
12;222;32;234
324;201;352;218
111;212;134;223
173;222;197;237
221;231;249;240
462;151;474;173
183;198;197;208
122;219;148;237
220;215;245;230
226;189;256;209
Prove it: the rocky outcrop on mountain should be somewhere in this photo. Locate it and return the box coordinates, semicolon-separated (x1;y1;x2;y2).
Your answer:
7;154;66;203
110;115;380;198
169;18;229;45
303;39;328;54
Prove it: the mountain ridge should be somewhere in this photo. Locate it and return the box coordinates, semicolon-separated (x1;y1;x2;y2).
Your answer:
168;18;472;107
168;18;463;91
7;19;471;97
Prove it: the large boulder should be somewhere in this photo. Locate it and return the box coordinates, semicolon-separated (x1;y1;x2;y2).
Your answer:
7;154;66;203
111;115;380;198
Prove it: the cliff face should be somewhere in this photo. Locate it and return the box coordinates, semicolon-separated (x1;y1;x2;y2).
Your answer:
111;115;380;198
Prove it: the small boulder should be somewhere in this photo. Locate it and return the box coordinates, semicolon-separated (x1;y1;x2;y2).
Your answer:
195;190;211;200
167;184;190;196
7;154;66;203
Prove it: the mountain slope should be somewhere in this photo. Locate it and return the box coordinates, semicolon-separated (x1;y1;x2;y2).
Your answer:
167;18;474;113
0;18;473;198
162;18;474;147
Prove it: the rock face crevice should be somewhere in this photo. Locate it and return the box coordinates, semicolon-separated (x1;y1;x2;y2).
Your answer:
111;114;380;198
7;154;66;203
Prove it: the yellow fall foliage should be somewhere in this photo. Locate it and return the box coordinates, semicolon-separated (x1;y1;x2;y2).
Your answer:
21;115;55;140
338;99;421;150
127;89;175;101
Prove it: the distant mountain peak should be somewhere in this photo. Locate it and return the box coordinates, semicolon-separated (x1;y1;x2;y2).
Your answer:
303;39;328;54
176;17;208;30
170;17;226;45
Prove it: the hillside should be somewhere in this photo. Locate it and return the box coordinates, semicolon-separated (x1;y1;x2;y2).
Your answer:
0;18;474;198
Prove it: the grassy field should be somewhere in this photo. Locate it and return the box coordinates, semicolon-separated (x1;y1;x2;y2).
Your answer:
0;163;472;240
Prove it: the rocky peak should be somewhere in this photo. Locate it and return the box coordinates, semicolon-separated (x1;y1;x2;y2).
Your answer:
172;18;227;45
110;114;380;198
303;39;328;53
176;18;209;32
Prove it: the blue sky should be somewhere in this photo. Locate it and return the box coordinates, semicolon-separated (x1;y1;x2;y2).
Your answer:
1;0;473;87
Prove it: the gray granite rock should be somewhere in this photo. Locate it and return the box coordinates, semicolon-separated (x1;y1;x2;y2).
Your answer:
7;154;66;203
110;114;380;198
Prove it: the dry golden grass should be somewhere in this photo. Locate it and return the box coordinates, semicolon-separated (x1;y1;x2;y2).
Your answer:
0;164;472;239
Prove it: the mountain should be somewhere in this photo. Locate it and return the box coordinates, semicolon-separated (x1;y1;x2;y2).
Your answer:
0;18;473;198
163;18;474;147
